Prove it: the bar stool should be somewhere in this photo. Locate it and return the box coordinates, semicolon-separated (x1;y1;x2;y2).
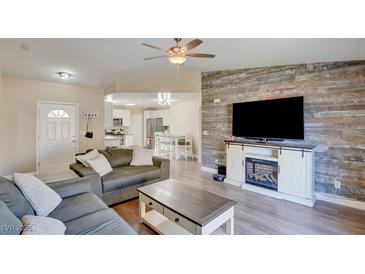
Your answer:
176;135;194;160
154;132;162;155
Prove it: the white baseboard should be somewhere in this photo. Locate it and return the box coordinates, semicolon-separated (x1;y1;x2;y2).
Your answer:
224;178;241;187
201;166;217;174
315;193;365;211
240;182;316;207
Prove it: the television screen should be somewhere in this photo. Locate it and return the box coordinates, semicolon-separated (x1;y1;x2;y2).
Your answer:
232;96;304;140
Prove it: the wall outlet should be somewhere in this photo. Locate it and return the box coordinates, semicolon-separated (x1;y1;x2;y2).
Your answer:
213;98;221;103
215;159;219;165
334;180;341;189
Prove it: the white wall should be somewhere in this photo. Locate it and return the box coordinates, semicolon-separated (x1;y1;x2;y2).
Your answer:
168;97;202;161
1;76;105;175
129;110;143;146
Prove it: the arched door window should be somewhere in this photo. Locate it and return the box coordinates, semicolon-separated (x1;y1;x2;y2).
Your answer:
47;109;70;119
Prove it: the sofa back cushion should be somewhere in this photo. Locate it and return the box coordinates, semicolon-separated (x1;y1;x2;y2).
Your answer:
100;148;133;168
0;176;35;218
0;200;22;235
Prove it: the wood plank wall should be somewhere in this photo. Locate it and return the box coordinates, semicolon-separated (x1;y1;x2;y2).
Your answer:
202;61;365;201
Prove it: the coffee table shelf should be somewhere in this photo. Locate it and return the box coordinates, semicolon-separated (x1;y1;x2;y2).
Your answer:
143;210;192;235
138;179;236;235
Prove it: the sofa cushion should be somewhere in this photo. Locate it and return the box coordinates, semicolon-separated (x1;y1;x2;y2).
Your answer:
0;176;35;218
48;193;107;223
64;208;136;235
0;200;22;235
101;165;160;192
21;215;66;235
100;148;133;168
100;170;123;193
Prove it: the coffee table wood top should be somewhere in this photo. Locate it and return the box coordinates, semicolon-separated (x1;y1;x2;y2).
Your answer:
137;179;237;226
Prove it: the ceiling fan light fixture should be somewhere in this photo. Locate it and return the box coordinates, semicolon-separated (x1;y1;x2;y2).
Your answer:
57;72;72;80
168;55;186;65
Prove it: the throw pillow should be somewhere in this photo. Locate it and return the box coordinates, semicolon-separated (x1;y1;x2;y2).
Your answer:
21;215;66;235
13;173;62;216
0;200;23;235
76;149;99;167
130;147;153;166
86;154;113;176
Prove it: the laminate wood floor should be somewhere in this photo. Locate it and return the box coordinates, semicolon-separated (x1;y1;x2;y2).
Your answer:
113;160;365;235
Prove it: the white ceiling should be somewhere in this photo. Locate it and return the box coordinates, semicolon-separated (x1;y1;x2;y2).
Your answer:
110;92;200;109
1;38;365;88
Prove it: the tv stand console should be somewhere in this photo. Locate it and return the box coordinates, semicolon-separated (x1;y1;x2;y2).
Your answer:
224;140;316;207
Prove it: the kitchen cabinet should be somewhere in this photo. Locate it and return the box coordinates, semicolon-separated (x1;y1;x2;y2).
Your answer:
104;138;121;148
113;109;130;127
104;135;134;149
124;135;134;147
157;110;170;126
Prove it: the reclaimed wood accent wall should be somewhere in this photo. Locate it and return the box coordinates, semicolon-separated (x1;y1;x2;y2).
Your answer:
202;61;365;201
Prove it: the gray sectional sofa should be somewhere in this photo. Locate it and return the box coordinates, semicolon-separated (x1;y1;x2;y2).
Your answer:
0;175;136;235
70;148;170;206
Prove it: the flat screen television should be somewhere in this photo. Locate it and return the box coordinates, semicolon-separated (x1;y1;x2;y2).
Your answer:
232;96;304;140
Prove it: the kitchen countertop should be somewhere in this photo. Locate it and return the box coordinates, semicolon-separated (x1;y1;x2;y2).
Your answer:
105;134;133;140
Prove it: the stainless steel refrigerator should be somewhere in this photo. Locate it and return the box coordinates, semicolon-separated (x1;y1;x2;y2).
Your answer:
146;118;164;149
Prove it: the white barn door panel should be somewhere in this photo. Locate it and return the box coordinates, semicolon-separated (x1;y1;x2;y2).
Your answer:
226;144;244;182
278;150;306;198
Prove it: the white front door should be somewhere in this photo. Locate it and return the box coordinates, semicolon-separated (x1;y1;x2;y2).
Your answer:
38;103;78;174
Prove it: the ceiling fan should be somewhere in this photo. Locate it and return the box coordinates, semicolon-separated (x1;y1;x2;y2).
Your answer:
142;38;215;65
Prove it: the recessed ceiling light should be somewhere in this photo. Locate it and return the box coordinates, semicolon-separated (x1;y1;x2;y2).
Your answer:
57;72;72;80
126;103;136;106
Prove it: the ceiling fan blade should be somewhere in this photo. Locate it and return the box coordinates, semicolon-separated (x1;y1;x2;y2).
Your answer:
144;55;167;60
141;43;164;51
182;39;203;51
187;53;215;58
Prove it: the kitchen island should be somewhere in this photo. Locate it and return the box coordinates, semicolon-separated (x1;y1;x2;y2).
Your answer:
104;134;134;148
